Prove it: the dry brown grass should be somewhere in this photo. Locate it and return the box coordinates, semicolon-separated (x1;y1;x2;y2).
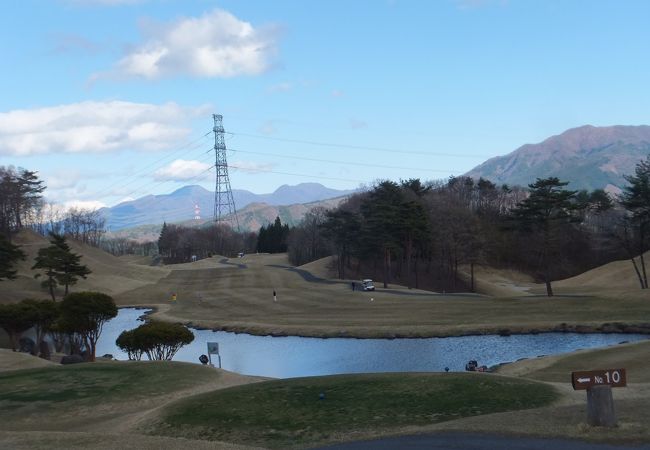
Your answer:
6;230;650;339
454;339;650;444
0;349;56;372
3;230;169;302
113;252;650;338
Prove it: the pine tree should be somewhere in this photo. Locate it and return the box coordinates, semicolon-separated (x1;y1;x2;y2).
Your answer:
32;233;91;300
52;233;91;295
511;177;577;296
0;234;25;281
620;155;650;288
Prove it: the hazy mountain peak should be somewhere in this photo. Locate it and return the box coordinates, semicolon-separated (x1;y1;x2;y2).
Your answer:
465;125;650;191
103;182;356;230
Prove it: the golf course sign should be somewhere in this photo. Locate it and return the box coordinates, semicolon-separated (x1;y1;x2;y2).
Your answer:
571;369;626;390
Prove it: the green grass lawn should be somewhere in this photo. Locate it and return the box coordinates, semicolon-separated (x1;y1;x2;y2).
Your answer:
0;361;221;429
150;372;559;448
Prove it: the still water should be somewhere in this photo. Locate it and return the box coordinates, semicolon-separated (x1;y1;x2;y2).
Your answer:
95;308;648;379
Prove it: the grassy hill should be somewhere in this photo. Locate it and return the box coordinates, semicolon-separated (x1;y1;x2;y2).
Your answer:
3;230;169;303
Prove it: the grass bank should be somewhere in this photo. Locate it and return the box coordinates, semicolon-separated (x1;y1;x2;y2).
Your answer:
0;361;253;432
498;339;650;383
148;372;559;448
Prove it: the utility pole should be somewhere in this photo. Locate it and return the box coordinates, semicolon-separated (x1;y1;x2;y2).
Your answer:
212;114;239;230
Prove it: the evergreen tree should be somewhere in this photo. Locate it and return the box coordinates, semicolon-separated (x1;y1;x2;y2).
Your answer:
257;216;290;253
0;166;45;236
360;181;403;288
0;234;25;281
510;177;577;296
32;233;91;300
620;155;650;288
32;242;63;301
52;233;91;295
321;209;361;279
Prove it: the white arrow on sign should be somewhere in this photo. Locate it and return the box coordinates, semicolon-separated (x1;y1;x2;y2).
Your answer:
577;377;591;383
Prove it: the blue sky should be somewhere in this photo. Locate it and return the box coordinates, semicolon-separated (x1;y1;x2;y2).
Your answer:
2;0;650;213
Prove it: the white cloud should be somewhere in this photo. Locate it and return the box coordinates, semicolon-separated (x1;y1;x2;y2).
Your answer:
46;172;84;190
64;200;107;210
97;9;280;80
0;100;206;156
153;159;212;181
331;89;344;98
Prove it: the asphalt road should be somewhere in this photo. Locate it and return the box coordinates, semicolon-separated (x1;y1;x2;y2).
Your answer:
313;432;650;450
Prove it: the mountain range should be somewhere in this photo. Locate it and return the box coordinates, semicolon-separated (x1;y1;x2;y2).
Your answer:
465;125;650;193
105;124;650;235
102;183;356;231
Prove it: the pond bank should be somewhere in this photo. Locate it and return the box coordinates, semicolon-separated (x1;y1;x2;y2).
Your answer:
130;303;650;339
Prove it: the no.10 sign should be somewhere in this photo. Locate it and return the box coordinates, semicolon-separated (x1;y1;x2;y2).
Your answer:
571;369;626;390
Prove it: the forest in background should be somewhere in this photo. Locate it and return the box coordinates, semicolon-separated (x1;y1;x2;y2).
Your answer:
3;157;650;296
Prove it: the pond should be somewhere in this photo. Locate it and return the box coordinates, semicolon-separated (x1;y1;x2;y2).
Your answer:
95;308;649;379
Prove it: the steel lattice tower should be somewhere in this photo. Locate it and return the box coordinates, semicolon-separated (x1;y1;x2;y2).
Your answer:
212;114;239;230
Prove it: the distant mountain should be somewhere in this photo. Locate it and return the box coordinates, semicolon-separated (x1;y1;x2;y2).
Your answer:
102;183;356;230
465;125;650;193
105;196;347;241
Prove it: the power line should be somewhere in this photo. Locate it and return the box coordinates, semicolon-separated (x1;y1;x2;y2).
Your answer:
104;152;215;212
229;164;366;184
90;131;212;200
227;131;485;159
228;147;463;174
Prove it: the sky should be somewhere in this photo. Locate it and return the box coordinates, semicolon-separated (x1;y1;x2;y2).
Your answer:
2;0;650;214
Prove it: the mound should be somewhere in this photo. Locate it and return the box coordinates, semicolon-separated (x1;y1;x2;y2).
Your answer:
3;230;170;302
554;251;650;291
298;256;336;279
457;265;534;297
0;349;56;373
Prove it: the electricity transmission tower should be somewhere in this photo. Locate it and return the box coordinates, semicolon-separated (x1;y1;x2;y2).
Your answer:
212;114;239;230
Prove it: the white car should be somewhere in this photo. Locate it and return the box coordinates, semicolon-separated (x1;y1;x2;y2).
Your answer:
361;279;375;291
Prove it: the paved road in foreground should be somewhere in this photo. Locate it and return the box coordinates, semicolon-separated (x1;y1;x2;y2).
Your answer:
314;432;650;450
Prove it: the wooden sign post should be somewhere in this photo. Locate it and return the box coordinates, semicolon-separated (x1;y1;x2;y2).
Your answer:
571;369;626;427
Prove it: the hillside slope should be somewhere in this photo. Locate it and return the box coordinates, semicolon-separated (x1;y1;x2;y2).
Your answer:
553;251;650;292
465;125;650;192
3;230;169;303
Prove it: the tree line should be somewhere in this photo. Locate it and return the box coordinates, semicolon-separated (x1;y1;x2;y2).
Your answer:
285;156;650;296
158;222;257;264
